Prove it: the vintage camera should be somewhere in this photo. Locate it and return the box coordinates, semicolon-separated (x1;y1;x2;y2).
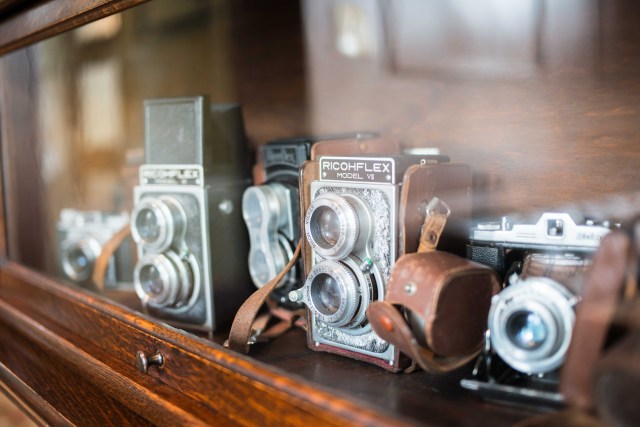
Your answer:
289;153;467;370
242;133;381;306
462;213;612;405
57;209;132;289
131;96;253;333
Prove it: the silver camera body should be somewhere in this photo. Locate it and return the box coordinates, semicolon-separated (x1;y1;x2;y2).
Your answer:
242;139;312;304
462;213;612;405
131;96;253;333
57;209;132;289
294;155;438;367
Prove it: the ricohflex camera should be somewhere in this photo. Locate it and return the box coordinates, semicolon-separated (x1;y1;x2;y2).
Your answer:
57;209;132;289
462;212;612;404
131;96;253;333
289;154;470;370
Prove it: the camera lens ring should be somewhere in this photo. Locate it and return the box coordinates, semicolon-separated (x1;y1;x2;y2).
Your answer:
305;193;358;259
134;251;194;309
489;276;575;374
243;184;290;288
131;196;186;253
304;260;360;327
61;237;102;282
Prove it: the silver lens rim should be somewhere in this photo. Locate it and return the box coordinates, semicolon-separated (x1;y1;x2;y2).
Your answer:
243;184;289;288
304;260;359;327
61;237;102;282
305;193;358;259
131;197;185;253
489;276;575;374
134;251;193;308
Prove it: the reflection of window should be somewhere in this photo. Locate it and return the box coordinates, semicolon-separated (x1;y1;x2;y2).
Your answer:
74;15;122;43
332;0;384;60
79;59;123;149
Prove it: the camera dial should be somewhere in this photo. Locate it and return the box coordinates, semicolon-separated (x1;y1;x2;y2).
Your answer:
242;183;295;288
61;237;102;282
305;193;372;260
300;257;376;329
134;251;194;308
131;196;186;253
489;276;576;374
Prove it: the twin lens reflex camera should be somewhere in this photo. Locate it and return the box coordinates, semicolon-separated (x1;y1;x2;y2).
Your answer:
462;212;612;404
289;154;449;369
57;209;132;289
130;96;253;333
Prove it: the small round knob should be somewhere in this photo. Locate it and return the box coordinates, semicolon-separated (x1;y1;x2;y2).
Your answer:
135;350;164;374
288;289;304;303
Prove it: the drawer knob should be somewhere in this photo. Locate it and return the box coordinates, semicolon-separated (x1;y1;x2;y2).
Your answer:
135;350;164;374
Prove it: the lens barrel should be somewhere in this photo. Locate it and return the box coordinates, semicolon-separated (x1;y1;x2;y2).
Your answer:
488;276;575;374
134;251;194;308
131;197;186;253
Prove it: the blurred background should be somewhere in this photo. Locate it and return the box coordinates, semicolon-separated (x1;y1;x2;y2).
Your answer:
0;0;638;277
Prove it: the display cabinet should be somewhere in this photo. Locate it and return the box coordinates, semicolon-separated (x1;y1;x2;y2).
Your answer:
0;0;638;425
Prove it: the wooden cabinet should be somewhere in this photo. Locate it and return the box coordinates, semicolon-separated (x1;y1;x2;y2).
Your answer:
0;1;637;425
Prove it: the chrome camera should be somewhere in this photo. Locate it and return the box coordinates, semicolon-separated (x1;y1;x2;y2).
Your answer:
131;96;253;333
242;138;314;306
462;213;613;406
291;154;448;368
57;209;132;289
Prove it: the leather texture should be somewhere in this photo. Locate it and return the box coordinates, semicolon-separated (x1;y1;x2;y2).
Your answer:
309;136;400;160
91;224;132;292
368;252;500;372
560;231;635;410
399;163;472;257
227;242;302;353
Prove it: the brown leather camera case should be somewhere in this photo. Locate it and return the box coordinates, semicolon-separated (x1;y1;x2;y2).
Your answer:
368;252;500;372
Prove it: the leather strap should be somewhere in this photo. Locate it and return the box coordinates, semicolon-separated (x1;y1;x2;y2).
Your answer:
91;224;131;292
368;301;481;373
560;231;635;409
227;241;302;353
417;198;450;253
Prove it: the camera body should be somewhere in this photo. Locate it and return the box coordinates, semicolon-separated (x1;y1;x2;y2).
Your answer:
292;154;459;369
467;212;611;277
131;96;253;333
57;209;132;289
462;212;612;405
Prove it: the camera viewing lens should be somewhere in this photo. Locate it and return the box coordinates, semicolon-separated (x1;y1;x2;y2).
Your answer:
507;310;548;350
131;197;186;253
310;273;342;316
311;206;341;249
135;208;161;243
139;264;165;297
305;193;365;259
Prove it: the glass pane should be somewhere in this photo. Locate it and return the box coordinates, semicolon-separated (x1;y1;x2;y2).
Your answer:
0;0;639;333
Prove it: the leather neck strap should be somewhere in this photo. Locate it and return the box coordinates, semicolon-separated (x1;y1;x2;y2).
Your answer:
91;225;131;292
227;241;302;353
560;231;637;409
